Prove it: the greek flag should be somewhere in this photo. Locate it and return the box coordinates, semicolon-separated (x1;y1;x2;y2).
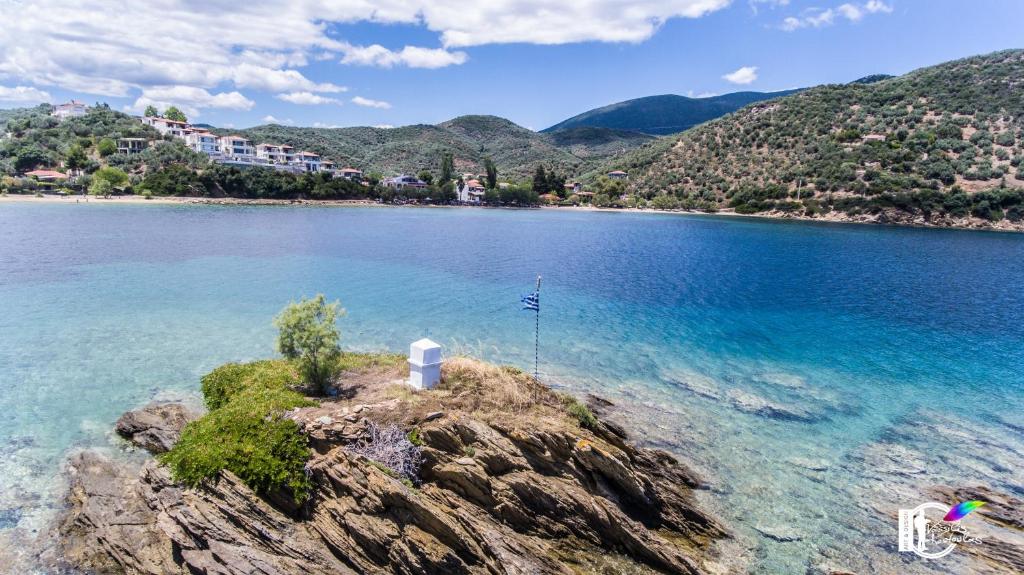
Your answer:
521;291;539;312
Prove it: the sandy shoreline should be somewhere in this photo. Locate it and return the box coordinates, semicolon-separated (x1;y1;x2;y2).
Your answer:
2;193;1021;232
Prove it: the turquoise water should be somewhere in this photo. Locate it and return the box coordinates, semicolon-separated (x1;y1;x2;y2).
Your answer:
1;203;1022;573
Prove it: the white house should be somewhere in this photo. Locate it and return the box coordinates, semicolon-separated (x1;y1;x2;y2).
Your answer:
51;100;87;120
142;116;190;138
384;175;428;189
337;168;363;181
457;179;486;202
184;131;219;155
218;135;256;159
295;151;322;172
607;170;628;180
256;143;296;165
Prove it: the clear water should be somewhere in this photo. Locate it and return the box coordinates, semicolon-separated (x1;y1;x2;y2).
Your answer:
1;203;1022;573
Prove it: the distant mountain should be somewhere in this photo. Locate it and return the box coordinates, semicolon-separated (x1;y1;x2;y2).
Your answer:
226;115;655;180
598;49;1024;224
850;74;895;84
542;91;802;136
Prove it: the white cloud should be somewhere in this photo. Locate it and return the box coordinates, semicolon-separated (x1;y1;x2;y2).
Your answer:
351;96;392;109
865;0;893;13
722;66;758;85
687;90;719;98
374;124;396;129
837;3;863;21
0;85;51;104
312;121;341;129
0;1;732;100
262;115;294;124
125;86;254;118
341;44;468;69
276;91;343;105
780;1;891;31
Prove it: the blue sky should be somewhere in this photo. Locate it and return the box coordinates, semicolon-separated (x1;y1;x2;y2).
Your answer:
1;1;1021;130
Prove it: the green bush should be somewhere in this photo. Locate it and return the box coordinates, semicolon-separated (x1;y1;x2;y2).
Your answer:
563;396;597;429
200;359;302;410
161;383;315;500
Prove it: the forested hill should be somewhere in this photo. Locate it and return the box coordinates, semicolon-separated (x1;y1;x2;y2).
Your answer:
224;115;655;181
542;91;801;135
605;49;1024;225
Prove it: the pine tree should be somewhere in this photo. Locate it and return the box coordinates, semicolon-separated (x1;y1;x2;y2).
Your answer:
440;151;454;185
144;105;159;117
532;165;548;194
484;157;497;189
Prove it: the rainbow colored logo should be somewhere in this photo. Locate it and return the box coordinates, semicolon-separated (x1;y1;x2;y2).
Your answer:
943;500;986;522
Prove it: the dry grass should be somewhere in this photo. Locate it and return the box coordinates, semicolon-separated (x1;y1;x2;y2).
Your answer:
438;357;561;415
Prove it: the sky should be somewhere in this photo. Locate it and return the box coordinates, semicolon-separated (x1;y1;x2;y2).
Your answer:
0;0;1021;130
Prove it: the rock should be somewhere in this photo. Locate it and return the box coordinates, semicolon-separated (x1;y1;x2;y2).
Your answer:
56;365;728;575
115;402;198;454
423;411;445;422
754;524;803;542
50;451;182;574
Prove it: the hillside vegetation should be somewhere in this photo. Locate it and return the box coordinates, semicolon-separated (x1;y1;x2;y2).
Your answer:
226;115;654;181
612;50;1024;224
543;91;801;135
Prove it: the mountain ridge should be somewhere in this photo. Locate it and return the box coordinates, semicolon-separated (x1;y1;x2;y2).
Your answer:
541;90;802;135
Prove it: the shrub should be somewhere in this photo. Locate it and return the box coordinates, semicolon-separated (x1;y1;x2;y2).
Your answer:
200;359;302;410
162;375;315;501
563;396;597;430
97;138;117;157
273;295;344;395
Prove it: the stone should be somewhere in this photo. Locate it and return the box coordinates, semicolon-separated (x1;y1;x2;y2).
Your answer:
423;410;445;422
115;402;198;454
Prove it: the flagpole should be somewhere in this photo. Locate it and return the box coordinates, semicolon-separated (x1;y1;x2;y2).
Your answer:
534;275;541;383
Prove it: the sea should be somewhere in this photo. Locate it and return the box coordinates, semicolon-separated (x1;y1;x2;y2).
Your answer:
1;202;1022;573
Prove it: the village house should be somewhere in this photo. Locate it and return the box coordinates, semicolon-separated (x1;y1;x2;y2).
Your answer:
184;131;220;155
457;179;486;202
607;170;628;180
337;167;363;182
565;181;582;194
219;135;256;159
51;100;87;120
142;116;190;138
384;175;428;190
24;169;68;181
295;151;322;172
255;144;296;165
117;138;148;154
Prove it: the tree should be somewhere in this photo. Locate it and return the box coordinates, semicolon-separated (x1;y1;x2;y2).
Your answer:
273;295;344;394
484;157;497;189
144;105;159;117
532;165;548;194
97;138;117;157
417;170;434;186
65;145;88;172
89;166;129;196
546;170;566;198
440;151;454;185
164;106;188;123
13;146;49;172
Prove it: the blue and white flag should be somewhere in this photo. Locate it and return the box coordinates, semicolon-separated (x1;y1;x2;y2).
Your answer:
521;291;539;312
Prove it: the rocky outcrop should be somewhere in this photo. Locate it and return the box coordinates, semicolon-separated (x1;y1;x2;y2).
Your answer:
55;368;728;575
115;402;198;454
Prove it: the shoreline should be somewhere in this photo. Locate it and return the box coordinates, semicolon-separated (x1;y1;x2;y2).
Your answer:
3;193;1021;233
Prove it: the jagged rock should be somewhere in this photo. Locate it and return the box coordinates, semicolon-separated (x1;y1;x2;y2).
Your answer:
55;359;728;575
423;411;445;422
115;402;198;454
51;451;182;574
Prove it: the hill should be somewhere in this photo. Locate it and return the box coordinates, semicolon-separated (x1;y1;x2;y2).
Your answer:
226;115;654;181
542;91;801;136
606;49;1024;226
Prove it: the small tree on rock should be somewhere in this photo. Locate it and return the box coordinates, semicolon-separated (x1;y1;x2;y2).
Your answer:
273;295;343;394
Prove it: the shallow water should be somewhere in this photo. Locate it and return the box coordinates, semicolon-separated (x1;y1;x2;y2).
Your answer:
1;203;1022;572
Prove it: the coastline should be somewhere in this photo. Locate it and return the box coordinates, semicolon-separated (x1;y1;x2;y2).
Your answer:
3;193;1022;233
